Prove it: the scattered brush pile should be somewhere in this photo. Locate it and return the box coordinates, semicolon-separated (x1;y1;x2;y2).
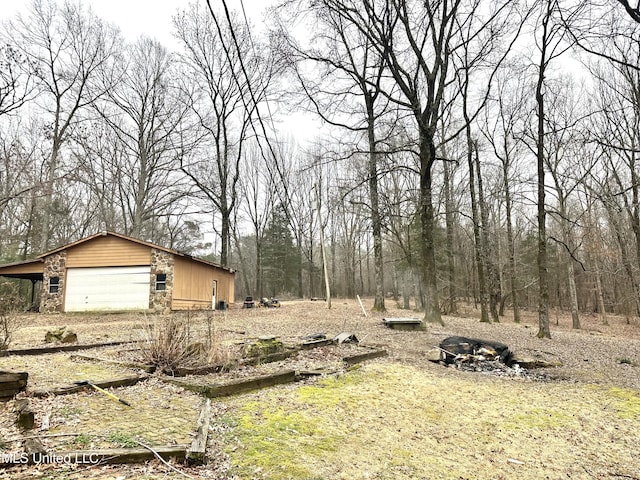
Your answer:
137;316;234;374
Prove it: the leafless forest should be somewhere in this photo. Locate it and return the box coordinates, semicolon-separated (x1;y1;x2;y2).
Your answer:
2;0;640;337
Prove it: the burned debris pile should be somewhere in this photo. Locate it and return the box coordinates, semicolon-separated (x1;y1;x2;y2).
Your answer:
435;336;555;379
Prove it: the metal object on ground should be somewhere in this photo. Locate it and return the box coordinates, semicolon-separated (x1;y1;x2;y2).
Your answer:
74;380;132;407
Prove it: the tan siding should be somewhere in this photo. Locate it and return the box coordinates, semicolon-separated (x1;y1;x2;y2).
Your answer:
172;257;234;310
172;299;212;310
65;236;151;267
0;262;43;275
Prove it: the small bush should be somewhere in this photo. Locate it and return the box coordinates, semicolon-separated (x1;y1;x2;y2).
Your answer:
138;314;236;373
138;317;196;373
73;434;93;447
106;432;138;448
205;313;235;367
618;358;639;367
0;290;23;350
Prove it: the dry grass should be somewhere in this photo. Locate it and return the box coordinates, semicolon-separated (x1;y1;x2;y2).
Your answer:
221;362;640;479
2;299;640;479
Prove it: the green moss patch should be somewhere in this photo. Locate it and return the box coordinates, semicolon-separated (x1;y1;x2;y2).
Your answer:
245;337;285;357
218;363;640;480
608;387;640;419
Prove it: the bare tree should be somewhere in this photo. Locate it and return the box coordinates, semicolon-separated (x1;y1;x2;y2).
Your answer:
174;4;274;267
587;37;640;316
0;122;40;259
480;73;528;323
5;0;121;250
617;0;640;23
316;0;522;324
0;44;35;116
275;0;394;310
529;0;575;338
237;140;278;298
542;77;594;330
93;37;188;242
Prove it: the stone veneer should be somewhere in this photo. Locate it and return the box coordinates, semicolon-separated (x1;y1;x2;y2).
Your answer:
150;248;174;313
41;252;67;313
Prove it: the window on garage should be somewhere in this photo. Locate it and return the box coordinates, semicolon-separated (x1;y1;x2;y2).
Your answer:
155;273;167;291
49;276;60;294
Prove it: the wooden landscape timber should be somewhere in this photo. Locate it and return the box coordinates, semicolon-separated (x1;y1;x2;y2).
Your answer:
69;353;156;373
30;374;148;397
382;317;426;331
0;371;28;399
164;369;298;398
342;347;388;366
0;340;135;357
186;399;212;465
163;345;389;398
0;446;189;468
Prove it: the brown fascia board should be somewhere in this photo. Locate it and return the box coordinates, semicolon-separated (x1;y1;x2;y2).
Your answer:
37;231;234;274
0;257;44;279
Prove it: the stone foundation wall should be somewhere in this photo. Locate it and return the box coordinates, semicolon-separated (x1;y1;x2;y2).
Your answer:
150;249;174;313
41;252;67;313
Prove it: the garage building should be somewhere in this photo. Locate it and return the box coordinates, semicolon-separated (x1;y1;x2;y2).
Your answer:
0;231;234;313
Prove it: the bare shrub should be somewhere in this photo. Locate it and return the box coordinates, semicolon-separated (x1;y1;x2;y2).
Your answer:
0;289;24;351
138;313;236;372
138;316;196;373
204;313;236;366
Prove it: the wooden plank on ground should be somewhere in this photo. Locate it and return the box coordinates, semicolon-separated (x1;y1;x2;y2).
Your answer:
0;372;28;382
382;317;425;331
186;399;211;465
343;348;388;366
30;374;148;397
69;354;156;373
0;341;135;357
165;370;297;398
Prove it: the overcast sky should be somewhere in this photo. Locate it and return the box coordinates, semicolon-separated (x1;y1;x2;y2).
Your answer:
0;0;269;46
0;0;317;138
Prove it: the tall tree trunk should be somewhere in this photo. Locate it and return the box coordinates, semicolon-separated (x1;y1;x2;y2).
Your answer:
232;228;252;298
536;12;551;339
475;142;500;322
467;134;490;322
220;210;230;267
559;197;580;329
567;260;580;328
443;159;457;314
309;238;315;299
296;231;304;299
402;269;410;310
366;97;386;312
256;238;263;298
503;154;521;323
593;256;608;325
39;139;63;252
419;134;443;325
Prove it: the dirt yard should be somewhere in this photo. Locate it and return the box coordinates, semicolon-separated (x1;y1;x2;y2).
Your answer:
1;299;640;479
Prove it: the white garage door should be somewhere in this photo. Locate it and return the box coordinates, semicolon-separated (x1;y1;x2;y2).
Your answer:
65;267;151;312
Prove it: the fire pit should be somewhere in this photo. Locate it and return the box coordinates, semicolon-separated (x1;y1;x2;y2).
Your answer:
438;336;513;364
435;336;555;380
